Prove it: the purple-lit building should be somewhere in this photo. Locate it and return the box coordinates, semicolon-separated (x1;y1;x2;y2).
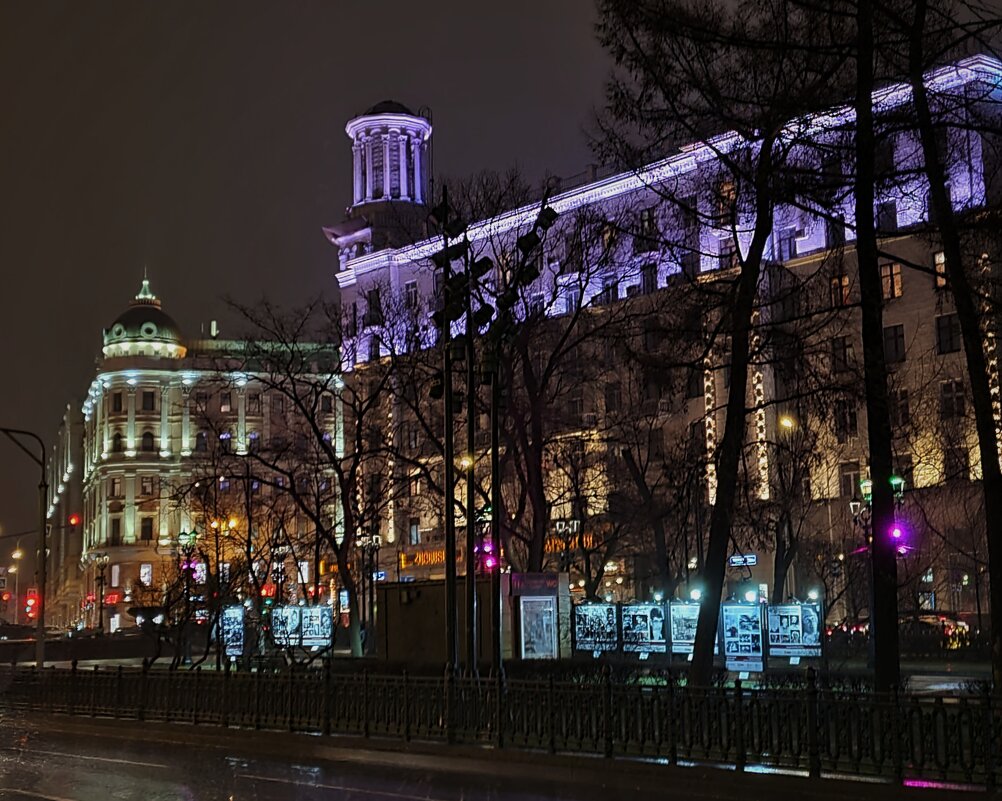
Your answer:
326;56;1002;620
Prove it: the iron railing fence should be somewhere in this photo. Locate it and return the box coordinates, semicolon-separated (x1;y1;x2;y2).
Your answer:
1;665;997;788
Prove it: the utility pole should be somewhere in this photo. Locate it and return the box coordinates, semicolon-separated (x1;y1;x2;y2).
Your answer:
464;251;478;674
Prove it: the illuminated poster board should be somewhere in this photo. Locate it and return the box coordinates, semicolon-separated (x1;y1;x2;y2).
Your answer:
720;602;765;673
668;601;700;654
300;606;334;649
572;603;619;652
621;603;667;653
766;603;822;658
520;597;558;659
221;605;245;658
270;606;300;647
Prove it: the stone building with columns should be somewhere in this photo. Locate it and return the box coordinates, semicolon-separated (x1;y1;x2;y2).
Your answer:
60;279;336;631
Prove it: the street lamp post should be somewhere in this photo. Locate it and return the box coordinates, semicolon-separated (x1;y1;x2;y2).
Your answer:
356;533;381;652
10;544;21;625
0;427;48;666
93;553;110;634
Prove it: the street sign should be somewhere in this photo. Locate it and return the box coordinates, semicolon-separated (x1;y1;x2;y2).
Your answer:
728;554;758;567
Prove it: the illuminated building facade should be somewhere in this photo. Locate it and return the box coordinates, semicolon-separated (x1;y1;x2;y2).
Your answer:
328;57;1002;615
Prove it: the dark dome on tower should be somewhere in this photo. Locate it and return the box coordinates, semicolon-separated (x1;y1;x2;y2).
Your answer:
102;279;186;358
364;100;415;116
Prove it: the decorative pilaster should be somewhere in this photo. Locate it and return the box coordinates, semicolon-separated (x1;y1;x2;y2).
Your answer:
382;134;392;198
412;141;423;203
237;388;247;455
352;142;363;205
126;387;137;454
398;133;410;199
181;389;191;455
364;136;374;201
159;386;170;455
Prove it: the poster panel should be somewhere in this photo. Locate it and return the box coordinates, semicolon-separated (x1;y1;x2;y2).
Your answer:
520;596;558;659
720;602;765;673
668;601;700;654
270;605;301;647
221;605;245;658
300;606;334;649
766;602;822;658
572;603;619;652
621;603;667;653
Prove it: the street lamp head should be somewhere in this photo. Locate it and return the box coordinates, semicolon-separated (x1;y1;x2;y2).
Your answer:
7;565;16;575
807;588;820;601
11;549;23;561
848;496;863;519
689;588;702;601
779;414;796;430
228;518;238;530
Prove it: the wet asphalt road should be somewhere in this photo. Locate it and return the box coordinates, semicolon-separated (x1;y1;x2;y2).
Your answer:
0;711;628;801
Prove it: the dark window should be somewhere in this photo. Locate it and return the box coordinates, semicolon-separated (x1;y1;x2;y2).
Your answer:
141;431;155;452
112;432;123;453
716;180;737;225
112;393;123;413
832;336;854;372
195;431;208;452
272;395;285;415
365;288;383;326
141;391;156;412
895;454;914;489
320;394;333;413
877;200;898;232
601;220;618;250
195;391;208;409
604;382;622;414
927;184;952;224
248;394;261;414
776;226;797;260
641;263;658;294
883;324;906;363
110;518;121;546
830;273;850;307
936;313;961;354
248;431;260;453
686;367;703;400
220;392;232;413
408;473;421;497
140;476;155;496
718;238;738;270
681;250;701;278
874;138;895;175
834;400;858;443
405;280;418;309
110;477;123;497
635;207;657;252
889;389;910;428
940;379;965;419
881;263;903;299
367;335;381;361
840;462;861;499
943;445;969;482
219;432;231;453
140;518;154;542
826;216;846;248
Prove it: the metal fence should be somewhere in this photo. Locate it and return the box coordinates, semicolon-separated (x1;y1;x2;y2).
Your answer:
1;664;997;788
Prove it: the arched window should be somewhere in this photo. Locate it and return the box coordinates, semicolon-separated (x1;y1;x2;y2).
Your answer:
141;431;155;452
111;432;123;453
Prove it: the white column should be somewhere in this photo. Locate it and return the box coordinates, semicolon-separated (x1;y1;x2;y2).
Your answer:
237;388;247;454
181;391;191;454
364;136;374;201
382;134;392;199
126;388;136;453
352;143;363;205
159;386;170;455
398;133;410;199
413;141;423;203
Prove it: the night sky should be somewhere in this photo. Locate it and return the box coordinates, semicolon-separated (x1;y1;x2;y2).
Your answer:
0;3;610;541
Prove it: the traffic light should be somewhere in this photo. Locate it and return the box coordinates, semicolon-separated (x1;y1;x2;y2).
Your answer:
25;588;39;620
68;512;81;527
1;592;10;603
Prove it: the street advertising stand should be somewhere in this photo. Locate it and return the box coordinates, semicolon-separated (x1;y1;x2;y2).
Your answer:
621;602;667;659
270;605;334;650
221;605;245;660
766;602;822;665
511;573;559;659
720;601;766;676
572;603;619;657
668;601;701;656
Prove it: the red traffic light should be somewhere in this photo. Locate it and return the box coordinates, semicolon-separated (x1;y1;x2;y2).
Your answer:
1;592;9;602
68;513;81;526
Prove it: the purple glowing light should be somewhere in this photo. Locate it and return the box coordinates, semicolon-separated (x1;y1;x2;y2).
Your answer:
484;557;497;570
891;526;903;539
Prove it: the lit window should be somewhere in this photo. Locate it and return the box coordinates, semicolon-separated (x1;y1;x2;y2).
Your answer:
140;476;155;496
830;273;850;307
405;280;419;309
934;251;948;289
110;564;120;588
409;517;421;545
139;563;153;586
880;263;902;299
220;392;232;413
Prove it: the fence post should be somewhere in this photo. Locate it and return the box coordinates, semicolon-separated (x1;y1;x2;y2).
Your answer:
444;664;455;745
90;665;98;717
114;666;123;719
602;665;613;758
69;660;77;716
984;686;996;791
323;658;332;737
362;668;370;738
665;671;678;766
806;667;821;779
733;679;746;772
253;666;262;730
192;666;201;726
890;686;903;784
548;676;557;754
402;669;411;742
222;661;230;729
137;660;147;722
495;669;505;749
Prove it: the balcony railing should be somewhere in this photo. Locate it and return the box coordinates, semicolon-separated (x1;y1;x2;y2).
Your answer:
1;664;998;788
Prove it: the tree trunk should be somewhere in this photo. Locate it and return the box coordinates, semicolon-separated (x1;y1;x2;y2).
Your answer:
621;448;670;593
854;0;900;692
906;0;1002;691
690;144;775;685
